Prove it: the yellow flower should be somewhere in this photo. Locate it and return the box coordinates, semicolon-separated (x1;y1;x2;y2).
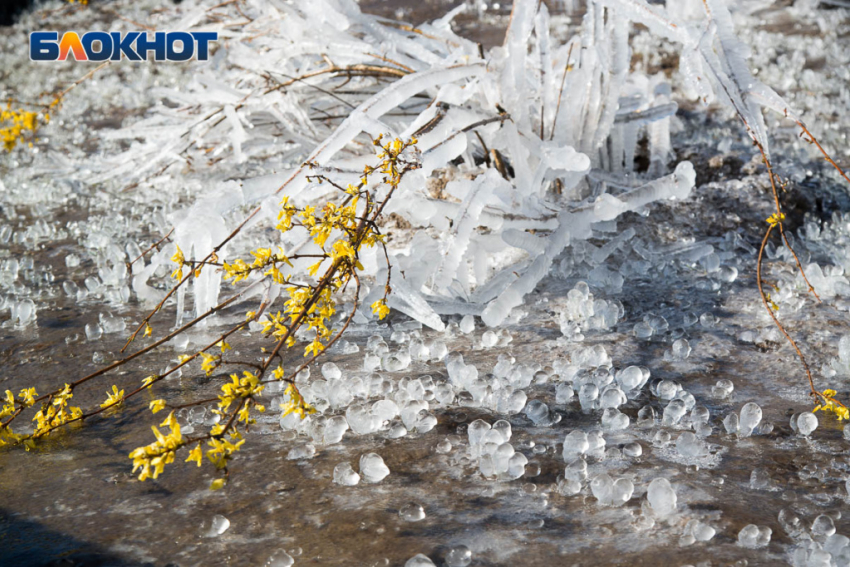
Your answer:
100;385;124;409
18;387;38;407
143;323;152;338
209;478;226;490
766;212;786;227
307;260;324;276
280;384;316;419
371;299;390;320
331;240;356;263
186;443;203;467
171;245;185;279
304;337;325;358
814;389;849;421
160;411;178;429
149;399;166;414
142;375;157;388
250;247;272;268
200;352;219;376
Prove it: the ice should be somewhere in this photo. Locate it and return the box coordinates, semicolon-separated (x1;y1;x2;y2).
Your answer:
85;323;102;341
524;400;553;426
399;503;426;522
647;478;677;518
360;453;390;483
587;430;606;453
555;383;575;404
267;550;295;567
616;366;644;391
557;477;583;496
444;545;472;567
322;362;342;380
286;443;316;460
346;404;377;435
812;515;837;538
633;322;653;339
435;439;452;454
711;379;734;399
662;399;687;426
796;412;818;436
204;514;230;538
322;416;349;444
11;299;36;327
602;409;630;431
387;424;408;439
591;474;633;506
459;315;475;334
680;520;716;546
405;554;436;567
333;462;361;486
637;405;657;428
562;430;589;460
738;524;772;549
623;442;642;457
779;508;806;538
738;402;763;437
493;420;512;442
578;383;599;410
383;351;412;372
723;412;739;435
670;339;691;361
676;432;706;458
656;380;679;400
600;387;626;409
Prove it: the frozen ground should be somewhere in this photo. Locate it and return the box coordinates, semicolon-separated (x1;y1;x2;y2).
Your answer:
1;0;850;566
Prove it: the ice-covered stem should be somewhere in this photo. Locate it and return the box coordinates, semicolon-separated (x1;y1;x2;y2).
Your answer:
756;224;817;399
2;136;417;490
795;121;850;187
751;136;850;411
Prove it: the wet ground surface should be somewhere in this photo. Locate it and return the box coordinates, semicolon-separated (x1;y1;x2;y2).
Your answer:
2;1;850;567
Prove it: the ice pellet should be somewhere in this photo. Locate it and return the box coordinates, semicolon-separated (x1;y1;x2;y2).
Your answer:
601;408;629;431
723;412;739;434
812;515;836;538
333;462;360;486
738;403;762;437
662;399;687;426
405;554;436;567
459;314;475;334
711;379;734;399
360;453;390;483
204;514;230;538
623;442;642;457
267;550;295;567
676;432;706;458
796;412;818;436
445;545;472;567
671;339;691;360
399;503;426;522
563;430;589;461
286;443;316;460
737;524;771;549
647;478;677;517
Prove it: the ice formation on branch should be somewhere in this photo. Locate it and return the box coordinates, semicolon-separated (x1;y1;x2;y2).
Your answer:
45;0;799;330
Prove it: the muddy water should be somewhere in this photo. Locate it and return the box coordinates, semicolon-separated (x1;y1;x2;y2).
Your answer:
3;166;850;567
2;2;850;567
